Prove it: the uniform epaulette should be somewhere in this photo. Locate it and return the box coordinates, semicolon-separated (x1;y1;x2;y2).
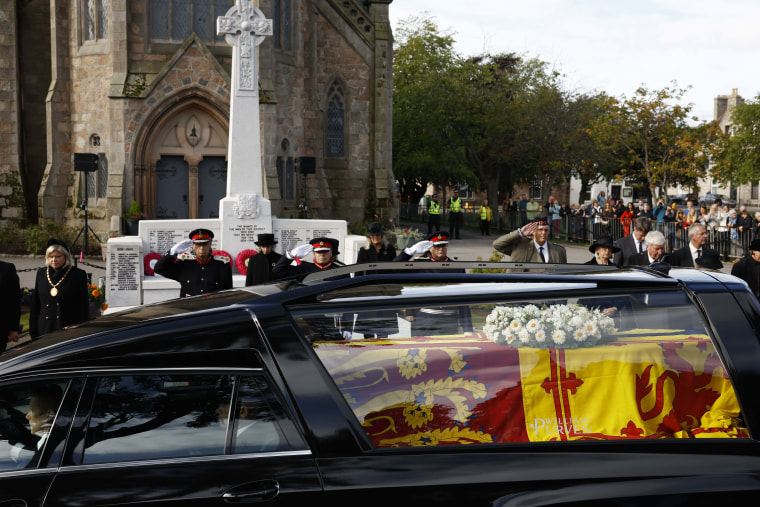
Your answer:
177;252;195;261
214;255;231;264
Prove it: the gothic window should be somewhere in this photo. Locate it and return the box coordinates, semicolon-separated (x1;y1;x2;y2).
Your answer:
273;0;292;51
83;0;110;41
277;157;295;201
326;81;346;158
151;0;234;42
752;182;759;201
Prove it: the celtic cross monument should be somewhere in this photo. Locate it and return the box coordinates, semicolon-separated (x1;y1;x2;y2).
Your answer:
216;0;274;257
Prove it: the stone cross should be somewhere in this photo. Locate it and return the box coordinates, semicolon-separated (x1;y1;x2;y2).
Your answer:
217;0;272;197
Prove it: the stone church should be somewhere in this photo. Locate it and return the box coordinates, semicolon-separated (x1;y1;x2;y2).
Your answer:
0;0;395;240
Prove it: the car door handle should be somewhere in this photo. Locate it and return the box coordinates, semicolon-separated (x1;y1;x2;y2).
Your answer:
222;480;279;503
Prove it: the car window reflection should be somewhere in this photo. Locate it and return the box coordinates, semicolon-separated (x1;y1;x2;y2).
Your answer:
0;380;68;471
82;374;289;465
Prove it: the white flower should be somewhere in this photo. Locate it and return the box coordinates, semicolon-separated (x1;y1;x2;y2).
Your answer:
584;322;599;336
509;319;522;331
552;329;566;344
525;319;540;333
535;328;547;342
518;329;531;343
573;328;588;342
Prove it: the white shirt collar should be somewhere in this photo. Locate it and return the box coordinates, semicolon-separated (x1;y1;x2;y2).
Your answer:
534;240;548;254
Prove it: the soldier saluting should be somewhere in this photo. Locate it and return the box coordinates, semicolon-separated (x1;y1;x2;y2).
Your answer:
154;228;233;298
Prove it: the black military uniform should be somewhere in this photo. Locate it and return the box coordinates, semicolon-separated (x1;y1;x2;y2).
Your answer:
273;237;344;278
393;231;470;335
154;228;233;298
245;233;283;285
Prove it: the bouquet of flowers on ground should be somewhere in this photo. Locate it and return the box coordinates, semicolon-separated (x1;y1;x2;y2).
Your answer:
483;304;615;349
88;283;107;312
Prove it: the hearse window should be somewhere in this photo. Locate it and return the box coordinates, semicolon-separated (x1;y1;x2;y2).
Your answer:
296;291;749;448
81;373;290;464
0;380;69;471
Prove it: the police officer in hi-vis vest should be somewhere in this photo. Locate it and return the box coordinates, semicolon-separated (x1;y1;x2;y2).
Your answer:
480;199;492;236
427;193;441;235
448;189;463;239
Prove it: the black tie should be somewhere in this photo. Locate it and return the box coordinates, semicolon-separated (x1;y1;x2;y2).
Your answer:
639;241;644;254
696;249;702;259
539;246;546;263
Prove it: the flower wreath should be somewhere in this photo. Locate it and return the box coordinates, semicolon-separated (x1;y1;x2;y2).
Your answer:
143;252;162;276
212;249;232;263
235;249;258;275
483;304;616;349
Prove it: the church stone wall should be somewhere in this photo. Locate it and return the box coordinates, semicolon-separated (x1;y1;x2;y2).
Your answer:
0;0;22;224
311;13;371;225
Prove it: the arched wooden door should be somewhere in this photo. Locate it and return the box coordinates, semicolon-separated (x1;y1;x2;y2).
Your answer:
139;103;229;219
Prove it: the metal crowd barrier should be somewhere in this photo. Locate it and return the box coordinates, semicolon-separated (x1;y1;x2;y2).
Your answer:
402;206;749;260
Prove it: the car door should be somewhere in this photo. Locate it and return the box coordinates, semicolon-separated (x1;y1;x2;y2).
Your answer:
0;378;83;507
43;367;320;506
40;315;322;506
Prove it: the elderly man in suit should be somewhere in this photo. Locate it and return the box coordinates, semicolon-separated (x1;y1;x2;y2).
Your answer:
492;217;567;263
669;224;721;269
625;230;669;267
613;217;651;266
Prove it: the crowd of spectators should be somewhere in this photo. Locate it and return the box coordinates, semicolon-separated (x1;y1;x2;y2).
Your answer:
499;194;759;260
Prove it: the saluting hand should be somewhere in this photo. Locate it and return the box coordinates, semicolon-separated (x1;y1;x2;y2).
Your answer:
404;240;434;256
170;239;194;255
520;222;538;237
291;243;314;258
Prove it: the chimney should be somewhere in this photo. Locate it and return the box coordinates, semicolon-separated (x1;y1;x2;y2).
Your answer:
714;95;728;122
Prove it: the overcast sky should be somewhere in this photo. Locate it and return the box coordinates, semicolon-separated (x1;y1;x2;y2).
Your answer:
389;0;760;123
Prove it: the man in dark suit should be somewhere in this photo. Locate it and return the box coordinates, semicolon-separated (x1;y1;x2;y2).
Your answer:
613;217;651;266
0;260;21;351
492;217;567;263
625;230;669;267
669;224;720;268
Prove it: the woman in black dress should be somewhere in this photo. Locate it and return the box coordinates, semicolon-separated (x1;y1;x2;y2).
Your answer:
29;239;89;338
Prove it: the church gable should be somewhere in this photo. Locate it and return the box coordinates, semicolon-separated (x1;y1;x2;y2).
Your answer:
119;35;231;100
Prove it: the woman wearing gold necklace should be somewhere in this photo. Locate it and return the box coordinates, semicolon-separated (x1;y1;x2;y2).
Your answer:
29;239;89;339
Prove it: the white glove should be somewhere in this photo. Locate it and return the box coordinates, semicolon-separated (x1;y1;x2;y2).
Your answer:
170;239;194;255
404;240;434;256
291;243;314;258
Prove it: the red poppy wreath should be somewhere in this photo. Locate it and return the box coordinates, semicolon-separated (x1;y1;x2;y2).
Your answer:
235;249;258;276
143;252;162;276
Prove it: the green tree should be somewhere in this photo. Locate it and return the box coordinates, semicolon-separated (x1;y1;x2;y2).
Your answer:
711;95;760;185
589;84;716;205
392;16;472;206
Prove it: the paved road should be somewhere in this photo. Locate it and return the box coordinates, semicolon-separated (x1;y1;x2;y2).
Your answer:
1;226;737;291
